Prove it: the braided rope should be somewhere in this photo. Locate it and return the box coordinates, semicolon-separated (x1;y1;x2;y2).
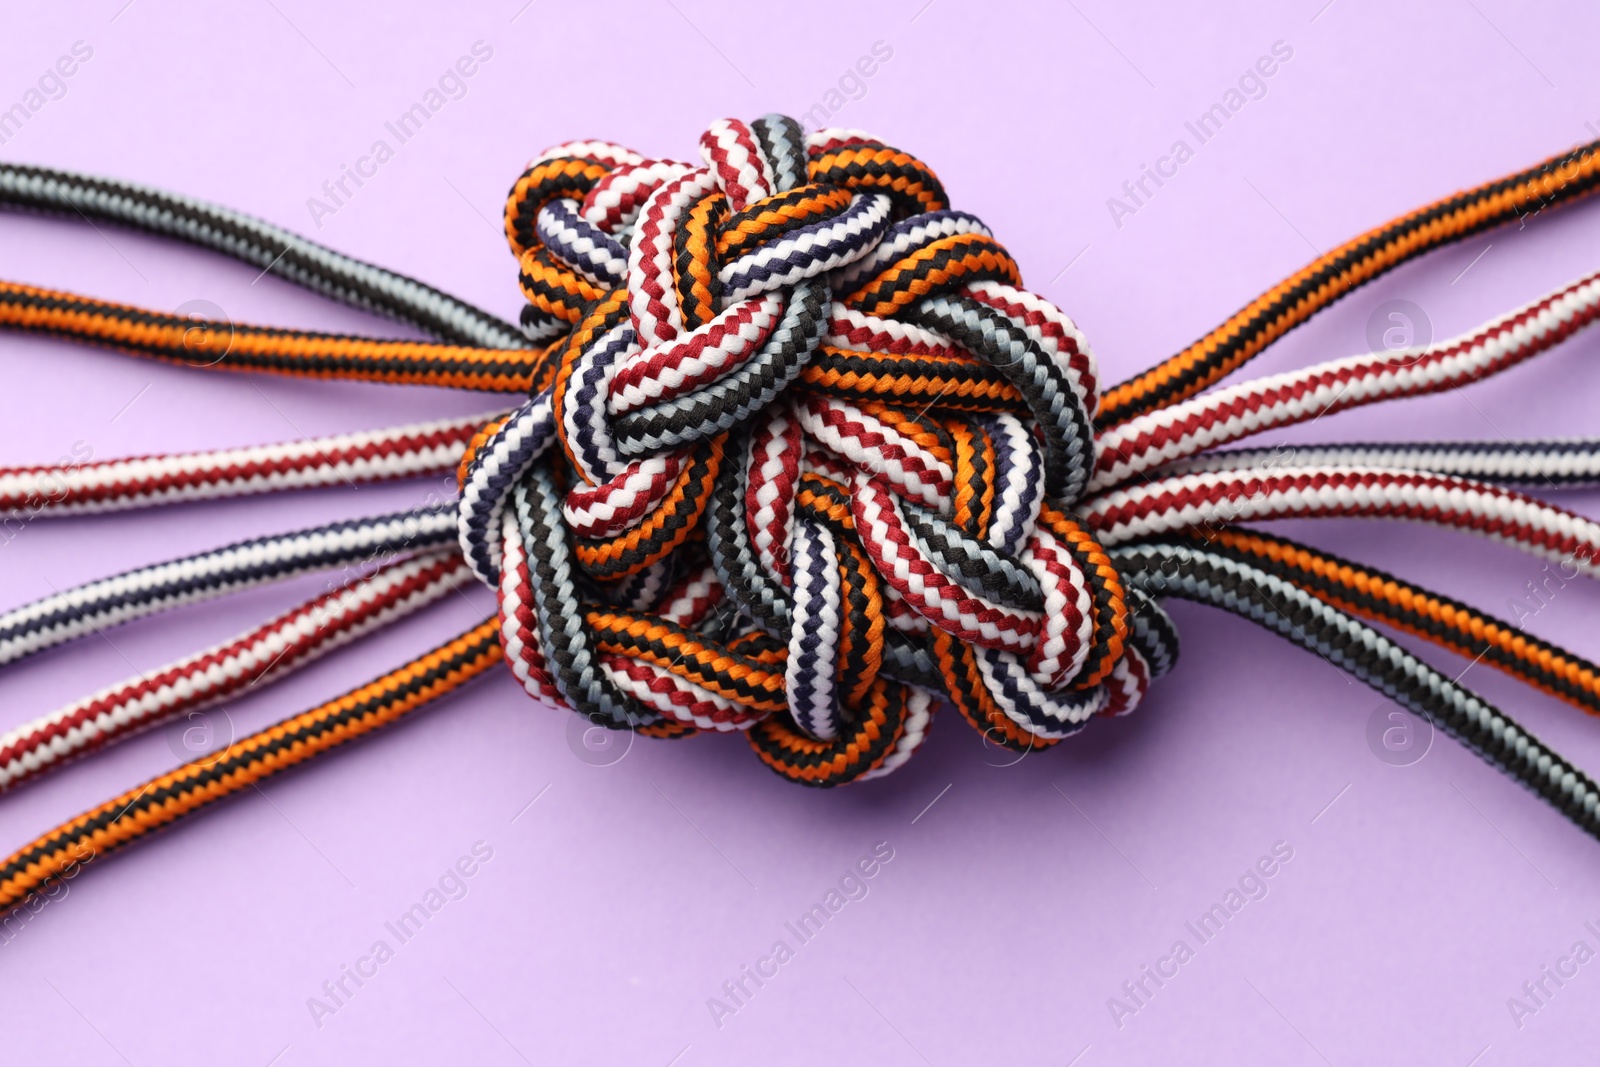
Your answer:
0;552;470;791
3;113;1600;909
456;114;1600;788
1100;135;1600;425
1082;465;1600;572
0;618;504;914
1;411;498;516
1112;545;1600;837
0;282;544;392
1091;268;1600;491
1165;438;1600;488
1193;527;1600;719
0;162;528;349
467;115;1152;783
0;504;456;666
10;532;1599;911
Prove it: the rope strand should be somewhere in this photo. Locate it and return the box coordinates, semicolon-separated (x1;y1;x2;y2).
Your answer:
1163;438;1600;489
0;282;545;392
0;552;470;792
0;504;456;666
1114;544;1600;838
1091;267;1600;491
1193;527;1600;719
1;412;498;517
0;618;502;914
0;162;529;349
1100;136;1600;425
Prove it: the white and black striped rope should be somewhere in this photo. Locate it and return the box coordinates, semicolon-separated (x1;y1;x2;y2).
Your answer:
456;390;557;584
0;503;456;666
1163;438;1600;489
0;551;470;791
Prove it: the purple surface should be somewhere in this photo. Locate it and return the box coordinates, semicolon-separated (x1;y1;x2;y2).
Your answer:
3;0;1600;1063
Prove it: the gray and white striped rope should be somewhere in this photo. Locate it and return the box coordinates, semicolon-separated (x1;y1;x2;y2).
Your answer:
0;162;528;350
1114;542;1600;839
1161;438;1600;489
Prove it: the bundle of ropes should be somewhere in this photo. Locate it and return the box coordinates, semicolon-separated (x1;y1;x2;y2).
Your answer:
3;113;1600;914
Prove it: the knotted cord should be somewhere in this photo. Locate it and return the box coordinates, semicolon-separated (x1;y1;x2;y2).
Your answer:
2;114;1600;914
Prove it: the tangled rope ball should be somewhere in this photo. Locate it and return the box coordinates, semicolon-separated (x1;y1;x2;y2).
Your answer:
456;113;1178;785
14;110;1600;912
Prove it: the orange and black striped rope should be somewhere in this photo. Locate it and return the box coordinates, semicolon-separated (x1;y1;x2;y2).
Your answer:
0;281;546;393
1100;137;1600;426
0;618;502;913
1195;527;1600;719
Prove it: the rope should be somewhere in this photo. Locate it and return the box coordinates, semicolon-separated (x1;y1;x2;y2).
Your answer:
0;618;502;914
460;115;1600;785
0;162;529;349
0;282;545;392
1091;268;1600;491
1192;527;1600;719
1163;438;1600;488
1112;545;1600;838
8;534;1597;905
0;504;456;666
470;117;1135;781
1099;136;1600;425
1082;465;1600;571
3;112;1600;909
2;411;498;516
0;552;470;791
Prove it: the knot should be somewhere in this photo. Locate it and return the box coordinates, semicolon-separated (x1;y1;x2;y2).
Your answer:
456;114;1178;785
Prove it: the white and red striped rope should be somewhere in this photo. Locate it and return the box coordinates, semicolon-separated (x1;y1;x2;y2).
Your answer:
1090;269;1600;492
1;411;499;517
1081;465;1600;574
0;551;471;791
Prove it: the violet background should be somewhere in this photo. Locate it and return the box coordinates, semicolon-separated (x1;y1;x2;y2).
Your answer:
3;0;1600;1062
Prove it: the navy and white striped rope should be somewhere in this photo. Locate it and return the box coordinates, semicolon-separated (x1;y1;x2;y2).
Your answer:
0;504;456;666
457;390;558;584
